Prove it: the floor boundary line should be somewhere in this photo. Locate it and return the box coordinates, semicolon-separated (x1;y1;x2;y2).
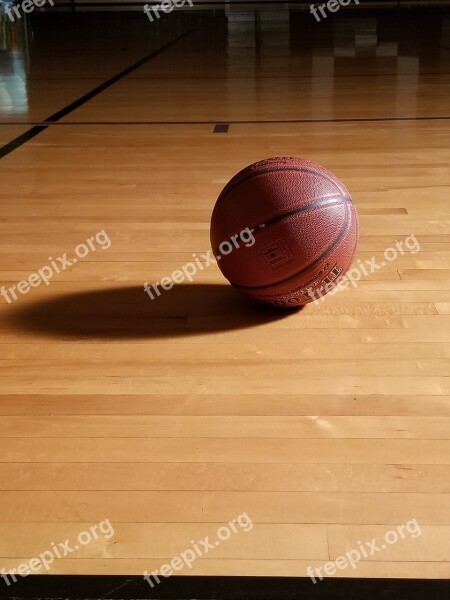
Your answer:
0;28;194;161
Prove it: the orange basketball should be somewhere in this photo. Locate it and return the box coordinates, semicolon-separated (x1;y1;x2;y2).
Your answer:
210;156;359;307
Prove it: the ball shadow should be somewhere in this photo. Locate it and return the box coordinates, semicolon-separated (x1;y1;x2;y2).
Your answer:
9;284;300;340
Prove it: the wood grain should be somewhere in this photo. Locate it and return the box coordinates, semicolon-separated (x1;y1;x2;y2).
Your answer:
0;7;449;581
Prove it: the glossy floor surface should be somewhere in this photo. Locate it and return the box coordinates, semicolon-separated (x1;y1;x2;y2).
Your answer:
0;4;450;582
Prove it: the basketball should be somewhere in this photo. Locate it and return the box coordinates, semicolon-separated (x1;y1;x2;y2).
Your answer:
210;156;360;307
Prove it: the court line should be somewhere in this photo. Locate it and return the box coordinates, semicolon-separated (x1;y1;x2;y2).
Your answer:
1;116;449;127
22;73;450;79
103;73;450;79
0;29;194;161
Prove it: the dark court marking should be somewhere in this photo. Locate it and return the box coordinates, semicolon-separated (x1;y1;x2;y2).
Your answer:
213;123;230;133
2;115;449;128
0;126;47;157
4;575;449;599
0;29;194;161
15;71;450;81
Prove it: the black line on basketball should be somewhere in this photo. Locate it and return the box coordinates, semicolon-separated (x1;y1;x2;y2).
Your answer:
232;201;351;291
216;165;345;206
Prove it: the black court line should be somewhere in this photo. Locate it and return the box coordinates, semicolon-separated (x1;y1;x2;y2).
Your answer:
0;126;49;155
0;29;193;161
73;72;450;79
2;115;449;127
5;72;450;84
5;575;450;599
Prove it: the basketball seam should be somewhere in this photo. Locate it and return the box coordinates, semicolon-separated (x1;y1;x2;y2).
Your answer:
215;165;346;206
259;197;351;230
212;196;351;256
298;232;358;306
231;201;352;291
294;215;360;304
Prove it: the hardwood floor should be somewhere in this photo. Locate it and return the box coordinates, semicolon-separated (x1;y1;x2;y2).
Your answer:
0;5;449;584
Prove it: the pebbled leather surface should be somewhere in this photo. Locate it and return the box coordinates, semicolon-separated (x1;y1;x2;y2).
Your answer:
210;157;360;307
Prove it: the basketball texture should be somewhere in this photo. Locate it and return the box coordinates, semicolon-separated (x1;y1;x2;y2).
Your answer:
210;156;359;307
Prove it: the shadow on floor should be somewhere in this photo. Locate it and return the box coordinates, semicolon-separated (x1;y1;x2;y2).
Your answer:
8;283;299;340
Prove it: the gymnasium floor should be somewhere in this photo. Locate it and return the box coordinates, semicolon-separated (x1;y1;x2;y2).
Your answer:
0;2;449;598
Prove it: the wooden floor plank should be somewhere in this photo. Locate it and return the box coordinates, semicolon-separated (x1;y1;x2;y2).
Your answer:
0;7;449;581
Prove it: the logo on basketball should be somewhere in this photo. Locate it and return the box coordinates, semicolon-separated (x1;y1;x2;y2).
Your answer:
262;240;294;270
